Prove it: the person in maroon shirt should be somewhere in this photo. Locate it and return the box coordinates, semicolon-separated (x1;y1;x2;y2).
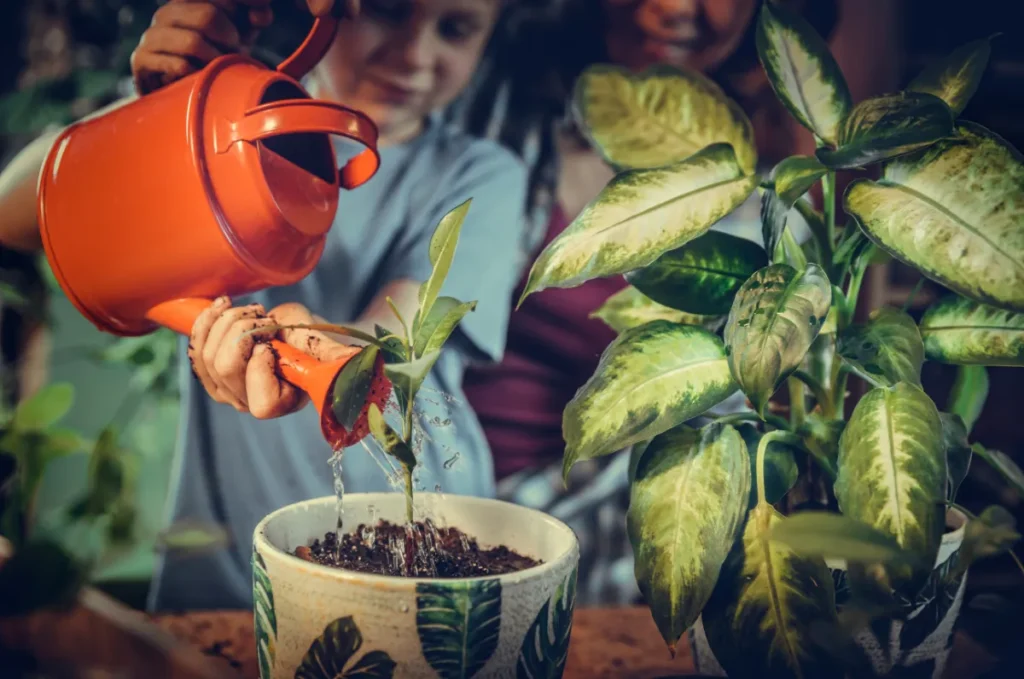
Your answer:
458;0;901;605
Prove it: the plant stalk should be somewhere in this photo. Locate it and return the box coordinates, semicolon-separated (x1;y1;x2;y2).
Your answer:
788;378;806;428
823;171;837;246
793;370;834;419
756;431;798;505
403;465;414;524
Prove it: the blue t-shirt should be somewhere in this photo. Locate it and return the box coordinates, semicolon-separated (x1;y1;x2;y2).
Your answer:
147;115;528;612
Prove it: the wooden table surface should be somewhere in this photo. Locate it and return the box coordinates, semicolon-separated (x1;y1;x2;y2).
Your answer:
155;607;699;679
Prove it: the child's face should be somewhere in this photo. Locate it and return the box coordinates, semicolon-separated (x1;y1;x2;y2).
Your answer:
316;0;502;142
603;0;758;74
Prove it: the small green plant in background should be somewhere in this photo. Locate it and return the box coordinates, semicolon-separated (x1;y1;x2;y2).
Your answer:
268;200;478;524
519;0;1023;674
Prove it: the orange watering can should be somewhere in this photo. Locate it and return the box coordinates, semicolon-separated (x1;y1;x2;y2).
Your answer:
36;12;390;448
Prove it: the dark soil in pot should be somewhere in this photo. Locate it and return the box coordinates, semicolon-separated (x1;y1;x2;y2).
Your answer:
292;519;541;578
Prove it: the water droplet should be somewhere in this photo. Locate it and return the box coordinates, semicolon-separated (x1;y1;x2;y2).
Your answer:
434;484;442;492
443;452;461;469
399;602;409;613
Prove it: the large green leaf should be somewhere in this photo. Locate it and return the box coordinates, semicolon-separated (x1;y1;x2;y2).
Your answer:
625;231;768;316
516;568;577;679
520;144;758;301
252;551;277;679
755;0;852;145
413;297;477;358
817;93;955;169
724;263;832;416
762;156;828;257
844;122;1024;312
770;511;921;568
835;383;947;588
12;383;74;432
573;63;757;174
948;365;989;434
940;412;973;501
920;295;1024;366
973;445;1024;497
331;346;380;432
702;502;840;679
295;616;396;679
563;321;737;479
415;579;501;679
590;286;719;334
838;307;925;386
908;37;992;116
627;422;750;649
416;199;471;332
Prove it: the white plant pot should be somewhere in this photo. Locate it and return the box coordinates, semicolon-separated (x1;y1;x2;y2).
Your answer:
252;492;580;679
690;510;968;679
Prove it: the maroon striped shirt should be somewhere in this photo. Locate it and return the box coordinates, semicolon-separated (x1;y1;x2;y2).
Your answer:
463;204;627;480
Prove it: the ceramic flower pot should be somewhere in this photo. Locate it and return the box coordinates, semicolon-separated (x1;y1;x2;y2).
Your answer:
689;509;968;679
252;492;580;679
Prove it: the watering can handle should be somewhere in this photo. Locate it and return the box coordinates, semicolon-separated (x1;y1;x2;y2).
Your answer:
276;15;340;82
214;99;380;189
146;297;360;402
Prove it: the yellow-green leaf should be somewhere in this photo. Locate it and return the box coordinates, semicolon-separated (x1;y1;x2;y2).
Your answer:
724;263;832;416
590;286;719;334
908;37;992;116
13;383;74;432
755;0;852;145
573;63;756;174
367;403;416;469
770;511;922;568
838;307;925;387
625;231;768;316
331;346;379;432
835;383;946;589
627;423;750;649
417;199;471;331
563;321;737;479
520;144;757;303
844;122;1024;312
702;503;840;679
948;365;989;435
413;296;477;358
920;295;1024;366
762;156;828;259
817;92;955;169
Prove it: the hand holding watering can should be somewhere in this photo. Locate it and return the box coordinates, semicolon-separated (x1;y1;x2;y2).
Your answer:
37;0;390;447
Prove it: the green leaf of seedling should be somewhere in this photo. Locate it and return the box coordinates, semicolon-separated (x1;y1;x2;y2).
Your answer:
374;324;408;363
948;365;989;435
156;520;229;554
12;383;74;432
383;350;441;418
367;403;417;470
331;346;380;433
817;92;956;169
973;444;1024;498
770;511;925;568
952;506;1021;579
908;37;993;116
413;297;477;358
416;199;472;335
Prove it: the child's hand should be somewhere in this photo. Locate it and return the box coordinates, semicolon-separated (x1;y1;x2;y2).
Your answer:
188;296;352;419
131;0;274;95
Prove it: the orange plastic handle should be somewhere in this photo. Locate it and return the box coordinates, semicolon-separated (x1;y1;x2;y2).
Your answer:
276;16;340;82
214;99;380;189
145;297;329;388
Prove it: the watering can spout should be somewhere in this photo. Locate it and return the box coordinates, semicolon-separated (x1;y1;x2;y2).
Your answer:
146;299;389;449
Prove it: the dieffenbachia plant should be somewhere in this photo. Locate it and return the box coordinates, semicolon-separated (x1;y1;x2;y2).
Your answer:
271;200;478;523
519;1;1024;674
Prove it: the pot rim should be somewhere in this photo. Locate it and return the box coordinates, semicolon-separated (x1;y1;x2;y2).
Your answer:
253;492;580;586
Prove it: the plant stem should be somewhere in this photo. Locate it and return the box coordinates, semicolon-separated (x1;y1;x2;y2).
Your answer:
712;410;790;431
788;378;806;428
403;465;414;524
756;431;798;505
902;277;926;312
793;370;834;419
843;261;867;328
823;171;837;246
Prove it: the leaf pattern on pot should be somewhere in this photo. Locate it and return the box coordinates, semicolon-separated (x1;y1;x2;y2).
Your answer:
253;550;277;679
516;568;578;679
415;579;501;679
294;616;395;679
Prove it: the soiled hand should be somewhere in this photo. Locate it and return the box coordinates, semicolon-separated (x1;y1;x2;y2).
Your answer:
130;0;360;95
188;296;352;419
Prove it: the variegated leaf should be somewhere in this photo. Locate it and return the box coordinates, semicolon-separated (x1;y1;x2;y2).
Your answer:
844;122;1024;312
724;263;832;416
920;295;1024;366
770;511;918;567
755;0;852;144
702;503;840;679
573;64;757;174
838;307;925;386
948;365;989;435
590;286;719;334
816;92;955;169
625;231;768;316
520;144;757;302
563;321;737;479
835;383;946;588
762;156;828;259
628;423;750;649
908;37;992;116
